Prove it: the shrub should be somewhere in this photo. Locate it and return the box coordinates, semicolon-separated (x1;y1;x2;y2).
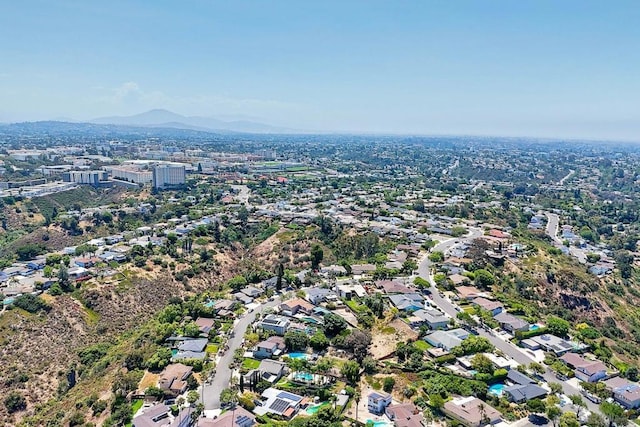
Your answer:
4;391;27;413
13;294;50;313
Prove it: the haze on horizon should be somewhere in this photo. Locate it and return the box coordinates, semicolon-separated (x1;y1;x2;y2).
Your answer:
1;0;639;141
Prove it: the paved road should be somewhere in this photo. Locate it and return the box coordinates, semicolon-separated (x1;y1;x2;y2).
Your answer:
202;296;281;410
545;213;562;244
417;227;601;415
231;185;251;207
558;169;575;185
546;212;587;264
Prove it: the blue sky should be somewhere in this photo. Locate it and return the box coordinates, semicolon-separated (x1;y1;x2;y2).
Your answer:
1;0;639;140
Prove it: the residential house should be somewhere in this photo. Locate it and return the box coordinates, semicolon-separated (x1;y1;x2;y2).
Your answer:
456;286;484;300
503;383;548;403
320;265;348;277
304;287;335;304
471;297;503;316
261;276;279;289
212;299;237;317
132;404;171;427
279;298;314;316
368;392;392;415
385;402;424;427
98;251;127;263
335;282;367;299
351;264;377;276
493;312;529;333
68;266;91;281
241;287;262;299
253;388;303;419
522;334;579;356
388;293;424;312
604;376;631;393
408;308;449;330
26;258;46;271
613;383;640;409
449;274;470;286
233;293;254;305
443;397;501;427
258;314;290;335
172;338;208;361
560;353;608;383
254;336;286;359
246;359;288;383
75;257;99;268
425;329;469;351
377;280;413;294
506;370;535;386
198;406;256;427
195;317;215;335
158;363;193;395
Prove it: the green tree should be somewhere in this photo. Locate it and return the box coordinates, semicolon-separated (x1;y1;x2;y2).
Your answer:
568;395;586;418
547;316;571;337
284;331;309;351
183;321;201;338
599;401;627;427
559;411;580;427
429;394;445;410
546;403;562;427
549;382;563;395
383;377;395;393
473;269;496;289
309;330;330;351
187;390;200;405
471;353;494;375
527;399;546;414
428;251;444;263
220;388;237;406
585;413;607;427
323;313;348;337
414;276;430;288
310;244;324;269
57;264;70;290
341;360;360;384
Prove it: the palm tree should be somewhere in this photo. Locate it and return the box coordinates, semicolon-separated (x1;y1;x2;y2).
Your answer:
354;390;361;425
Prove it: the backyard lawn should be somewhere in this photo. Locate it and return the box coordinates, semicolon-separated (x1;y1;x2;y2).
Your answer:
242;358;261;370
414;340;432;351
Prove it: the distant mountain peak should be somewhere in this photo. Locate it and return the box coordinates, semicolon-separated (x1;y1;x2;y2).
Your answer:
89;109;292;133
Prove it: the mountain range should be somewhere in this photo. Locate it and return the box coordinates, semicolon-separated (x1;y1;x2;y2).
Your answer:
89;109;293;133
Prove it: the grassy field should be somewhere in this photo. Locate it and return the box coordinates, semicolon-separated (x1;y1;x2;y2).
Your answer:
414;340;432;351
206;344;219;355
242;358;260;370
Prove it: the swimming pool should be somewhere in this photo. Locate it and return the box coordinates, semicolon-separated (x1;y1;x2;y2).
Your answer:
489;383;505;396
294;372;314;382
204;300;216;308
305;402;330;414
287;352;308;359
366;419;392;427
530;324;542;331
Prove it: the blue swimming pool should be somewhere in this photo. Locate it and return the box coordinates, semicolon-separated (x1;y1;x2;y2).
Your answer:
294;372;313;381
287;352;308;359
530;324;542;331
366;420;391;427
489;383;505;396
204;300;216;308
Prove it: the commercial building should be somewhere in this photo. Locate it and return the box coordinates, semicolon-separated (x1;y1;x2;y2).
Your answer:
153;164;186;189
62;170;108;185
106;166;153;184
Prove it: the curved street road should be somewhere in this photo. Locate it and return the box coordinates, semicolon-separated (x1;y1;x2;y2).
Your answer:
202;296;281;411
417;227;601;416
